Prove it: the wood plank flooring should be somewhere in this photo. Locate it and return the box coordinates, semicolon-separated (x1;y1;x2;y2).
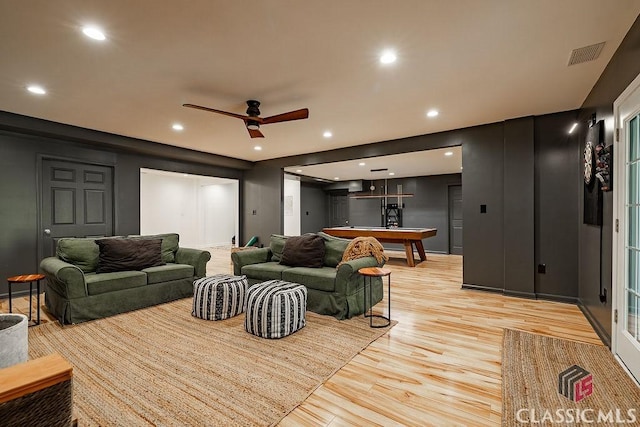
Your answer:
1;248;602;426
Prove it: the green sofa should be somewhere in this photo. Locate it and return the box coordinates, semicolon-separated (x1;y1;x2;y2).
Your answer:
231;232;384;320
39;233;210;324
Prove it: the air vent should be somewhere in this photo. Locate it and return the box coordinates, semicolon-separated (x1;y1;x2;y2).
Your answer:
568;42;605;66
370;168;388;172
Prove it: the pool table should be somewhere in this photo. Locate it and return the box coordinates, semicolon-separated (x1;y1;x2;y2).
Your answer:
322;226;437;267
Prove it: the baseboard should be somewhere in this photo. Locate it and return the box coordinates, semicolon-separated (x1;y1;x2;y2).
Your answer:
578;300;611;348
0;289;33;299
503;289;537;300
462;286;579;305
534;293;579;304
461;283;503;293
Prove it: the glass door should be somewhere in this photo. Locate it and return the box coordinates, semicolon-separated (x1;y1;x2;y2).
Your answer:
613;73;640;383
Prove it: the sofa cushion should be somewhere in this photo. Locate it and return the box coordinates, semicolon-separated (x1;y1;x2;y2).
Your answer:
96;238;164;273
128;233;179;263
241;262;289;281
280;234;325;268
56;237;100;273
85;270;148;296
143;263;194;284
282;266;337;292
269;234;287;262
317;232;351;268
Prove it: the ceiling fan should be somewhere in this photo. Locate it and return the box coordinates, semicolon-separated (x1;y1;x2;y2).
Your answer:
183;100;309;138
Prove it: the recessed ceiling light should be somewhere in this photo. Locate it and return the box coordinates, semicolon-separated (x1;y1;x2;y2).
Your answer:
427;110;439;118
568;123;578;134
296;169;302;173
334;177;340;180
444;151;453;156
172;123;184;131
380;50;397;64
254;146;262;151
82;26;106;41
323;131;333;138
26;85;46;95
389;172;395;176
358;162;366;166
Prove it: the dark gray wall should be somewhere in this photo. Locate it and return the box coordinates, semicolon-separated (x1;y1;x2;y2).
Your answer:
247;116;580;301
300;182;328;234
462;124;506;290
575;14;640;345
246;124;489;244
503;117;535;297
534;111;580;301
242;164;282;246
344;174;462;254
0;114;247;296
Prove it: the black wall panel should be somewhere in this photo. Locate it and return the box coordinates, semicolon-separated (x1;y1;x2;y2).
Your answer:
462;124;505;290
242;164;282;246
300;182;328;234
503;117;535;296
534;111;580;301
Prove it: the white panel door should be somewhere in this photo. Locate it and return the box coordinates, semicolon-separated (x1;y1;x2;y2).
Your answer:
613;72;640;383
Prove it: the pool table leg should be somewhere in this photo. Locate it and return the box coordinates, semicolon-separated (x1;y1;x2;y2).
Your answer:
415;240;427;262
403;241;416;267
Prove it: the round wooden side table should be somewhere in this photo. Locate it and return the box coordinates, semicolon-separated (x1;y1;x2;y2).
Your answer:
358;267;391;328
7;273;45;325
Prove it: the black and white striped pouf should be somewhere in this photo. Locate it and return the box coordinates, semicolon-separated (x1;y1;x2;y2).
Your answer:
244;280;307;339
192;274;249;320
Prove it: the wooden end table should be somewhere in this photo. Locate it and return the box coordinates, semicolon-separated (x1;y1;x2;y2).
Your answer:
358;267;391;328
7;274;45;325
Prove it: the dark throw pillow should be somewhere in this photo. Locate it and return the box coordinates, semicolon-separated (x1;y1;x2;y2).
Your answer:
280;234;326;268
96;238;165;273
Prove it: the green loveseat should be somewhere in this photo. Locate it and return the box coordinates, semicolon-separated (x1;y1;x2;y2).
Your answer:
231;232;384;320
39;233;210;324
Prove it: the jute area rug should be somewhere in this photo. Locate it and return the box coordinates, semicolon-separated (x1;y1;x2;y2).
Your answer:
28;298;395;426
502;329;640;426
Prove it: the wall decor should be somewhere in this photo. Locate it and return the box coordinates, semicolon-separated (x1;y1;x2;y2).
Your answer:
595;143;613;191
583;120;604;225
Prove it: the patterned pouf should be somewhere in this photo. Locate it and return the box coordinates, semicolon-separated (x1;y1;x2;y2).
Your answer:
244;280;307;339
192;274;249;321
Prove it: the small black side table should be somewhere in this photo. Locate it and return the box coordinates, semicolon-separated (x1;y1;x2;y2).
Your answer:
358;267;391;328
7;273;45;325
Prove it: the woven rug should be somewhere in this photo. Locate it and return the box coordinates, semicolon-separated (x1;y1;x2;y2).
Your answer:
502;329;640;426
28;298;395;426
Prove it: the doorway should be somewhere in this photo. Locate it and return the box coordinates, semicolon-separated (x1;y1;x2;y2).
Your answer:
39;159;114;259
613;72;640;382
140;169;239;248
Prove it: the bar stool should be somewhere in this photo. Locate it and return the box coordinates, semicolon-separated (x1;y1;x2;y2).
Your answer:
7;274;45;325
358;267;391;328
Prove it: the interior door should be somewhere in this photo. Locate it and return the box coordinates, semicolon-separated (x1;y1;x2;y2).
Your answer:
613;72;640;383
329;192;349;226
40;159;114;258
449;185;463;255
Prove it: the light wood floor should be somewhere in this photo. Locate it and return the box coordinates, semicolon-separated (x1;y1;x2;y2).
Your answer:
1;248;602;426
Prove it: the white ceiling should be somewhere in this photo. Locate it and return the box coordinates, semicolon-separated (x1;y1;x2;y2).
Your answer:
1;1;639;167
285;146;462;181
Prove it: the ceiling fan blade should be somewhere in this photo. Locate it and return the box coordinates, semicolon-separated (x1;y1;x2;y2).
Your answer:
261;108;309;125
183;103;248;121
248;128;264;138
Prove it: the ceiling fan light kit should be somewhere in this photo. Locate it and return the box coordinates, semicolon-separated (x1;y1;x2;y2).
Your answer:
183;100;309;139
